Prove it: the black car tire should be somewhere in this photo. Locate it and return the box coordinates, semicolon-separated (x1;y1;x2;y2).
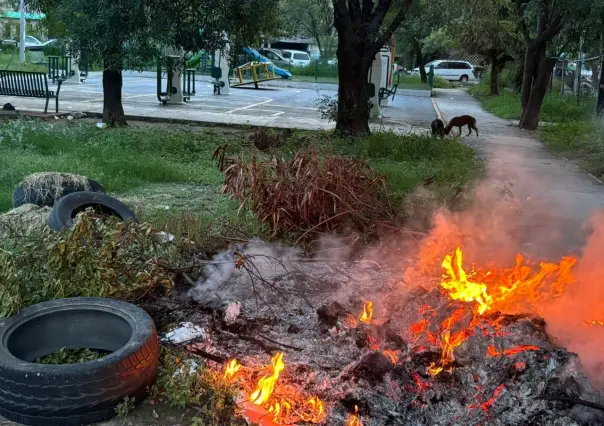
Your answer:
48;192;137;231
12;178;105;208
460;75;469;83
0;297;159;426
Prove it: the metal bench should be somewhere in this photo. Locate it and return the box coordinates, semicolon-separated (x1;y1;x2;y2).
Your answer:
0;70;62;113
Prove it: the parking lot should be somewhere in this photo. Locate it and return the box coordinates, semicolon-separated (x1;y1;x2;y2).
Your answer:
3;71;438;131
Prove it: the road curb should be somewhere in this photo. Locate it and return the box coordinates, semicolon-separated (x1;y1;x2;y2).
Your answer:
431;97;445;123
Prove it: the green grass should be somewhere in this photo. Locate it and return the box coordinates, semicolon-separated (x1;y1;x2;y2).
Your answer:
468;82;595;123
278;130;484;204
539;119;604;178
0;52;47;72
0;120;483;239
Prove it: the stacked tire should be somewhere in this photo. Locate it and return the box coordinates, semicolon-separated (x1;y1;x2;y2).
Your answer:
11;173;136;230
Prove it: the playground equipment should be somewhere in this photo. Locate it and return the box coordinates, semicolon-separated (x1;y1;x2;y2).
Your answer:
47;55;87;84
243;48;292;79
212;36;230;95
156;47;199;105
367;46;394;118
231;60;281;89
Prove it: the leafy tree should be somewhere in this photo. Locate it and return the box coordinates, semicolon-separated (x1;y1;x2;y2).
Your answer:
280;0;335;57
396;0;456;83
31;0;279;127
514;0;583;129
332;0;415;135
459;0;520;95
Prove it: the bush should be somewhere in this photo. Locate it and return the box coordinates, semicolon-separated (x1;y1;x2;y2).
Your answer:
0;212;183;317
289;61;338;79
214;145;393;236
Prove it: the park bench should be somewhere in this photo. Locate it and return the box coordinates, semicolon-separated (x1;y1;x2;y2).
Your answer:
0;70;62;113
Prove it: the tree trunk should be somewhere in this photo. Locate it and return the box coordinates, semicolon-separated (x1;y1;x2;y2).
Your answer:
414;43;426;83
102;63;127;127
490;53;500;96
335;57;371;135
597;57;604;117
596;30;604;117
520;41;538;109
519;56;555;130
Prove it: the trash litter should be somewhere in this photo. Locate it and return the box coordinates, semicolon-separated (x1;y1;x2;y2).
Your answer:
96;122;106;129
162;322;207;344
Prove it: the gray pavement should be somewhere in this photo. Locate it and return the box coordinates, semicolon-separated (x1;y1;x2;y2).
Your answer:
0;71;436;132
433;88;604;255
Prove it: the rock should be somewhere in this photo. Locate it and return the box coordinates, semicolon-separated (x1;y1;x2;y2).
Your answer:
316;301;347;327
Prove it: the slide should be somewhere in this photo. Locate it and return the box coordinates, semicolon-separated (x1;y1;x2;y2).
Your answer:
244;47;292;79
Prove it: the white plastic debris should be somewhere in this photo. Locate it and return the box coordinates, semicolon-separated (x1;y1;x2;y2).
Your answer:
96;122;106;129
67;115;74;121
223;302;241;325
154;231;175;244
162;322;206;344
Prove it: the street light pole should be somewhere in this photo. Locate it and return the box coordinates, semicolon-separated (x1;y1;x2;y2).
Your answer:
19;0;26;63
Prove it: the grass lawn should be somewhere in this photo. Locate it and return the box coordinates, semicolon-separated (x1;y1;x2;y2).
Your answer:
467;83;595;123
0;51;47;72
539;120;604;178
468;78;604;179
0;119;483;237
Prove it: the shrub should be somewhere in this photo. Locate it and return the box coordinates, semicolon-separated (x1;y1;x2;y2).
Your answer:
0;211;183;317
214;145;392;236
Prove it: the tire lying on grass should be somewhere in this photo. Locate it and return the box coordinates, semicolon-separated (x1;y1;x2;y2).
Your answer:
12;172;105;208
0;297;159;426
48;191;137;231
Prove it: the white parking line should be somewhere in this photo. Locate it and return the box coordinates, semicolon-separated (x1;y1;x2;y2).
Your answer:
224;98;273;114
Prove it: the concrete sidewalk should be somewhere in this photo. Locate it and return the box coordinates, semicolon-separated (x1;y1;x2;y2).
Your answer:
433;88;604;255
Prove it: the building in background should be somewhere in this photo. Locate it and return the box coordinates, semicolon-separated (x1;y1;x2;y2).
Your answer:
0;9;46;41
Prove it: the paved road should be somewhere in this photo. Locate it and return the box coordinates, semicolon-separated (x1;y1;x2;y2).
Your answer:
433;88;604;257
2;71;437;131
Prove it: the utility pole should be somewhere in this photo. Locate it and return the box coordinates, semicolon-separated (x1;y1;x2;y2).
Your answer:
19;0;26;63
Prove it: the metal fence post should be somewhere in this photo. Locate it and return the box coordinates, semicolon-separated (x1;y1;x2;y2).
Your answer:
428;65;434;89
315;60;319;82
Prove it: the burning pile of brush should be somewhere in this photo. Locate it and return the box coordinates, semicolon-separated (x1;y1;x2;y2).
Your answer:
176;244;604;426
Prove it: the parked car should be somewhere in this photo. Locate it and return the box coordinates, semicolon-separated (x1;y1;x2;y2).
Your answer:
411;60;476;83
257;48;292;68
1;35;57;51
281;49;311;67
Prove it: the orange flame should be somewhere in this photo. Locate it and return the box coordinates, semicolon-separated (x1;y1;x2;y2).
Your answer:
250;352;285;406
383;349;400;365
299;396;326;424
486;345;540;357
413;247;576;377
481;384;505;411
442;247;576;315
584;320;604;327
268;400;292;422
346;405;363;426
223;359;242;381
359;301;373;324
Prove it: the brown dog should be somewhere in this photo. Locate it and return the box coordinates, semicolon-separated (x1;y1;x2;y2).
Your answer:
444;115;478;137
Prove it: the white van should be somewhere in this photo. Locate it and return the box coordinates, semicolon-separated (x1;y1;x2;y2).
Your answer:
411;60;476;83
281;50;311;67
